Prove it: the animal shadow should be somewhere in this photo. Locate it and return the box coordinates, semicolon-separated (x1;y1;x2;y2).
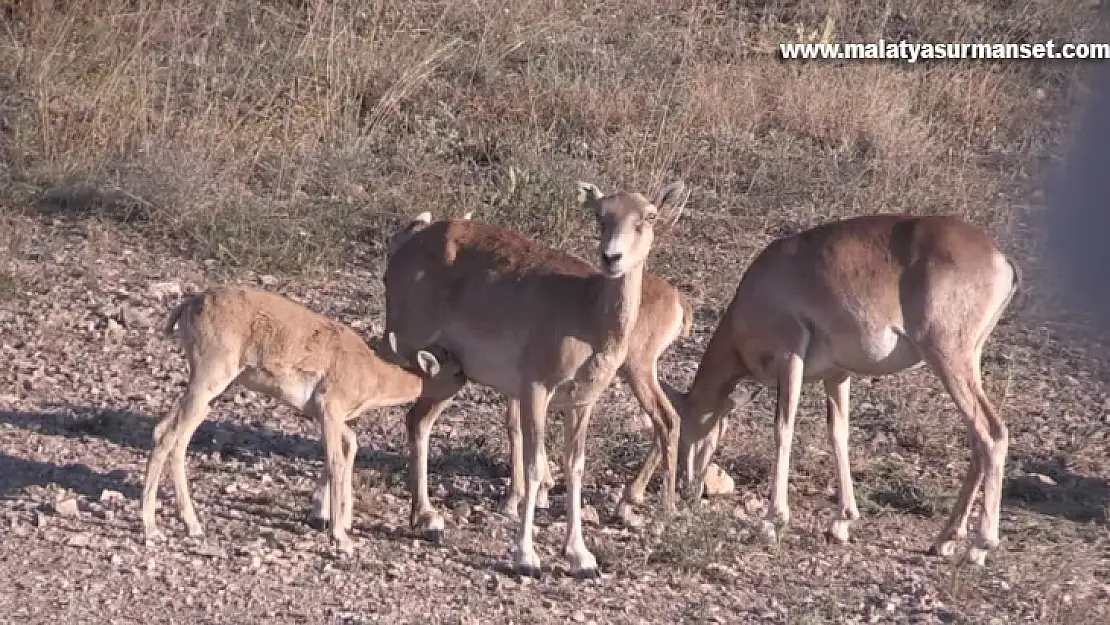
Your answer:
1004;456;1109;524
0;405;508;497
0;405;322;459
0;451;138;500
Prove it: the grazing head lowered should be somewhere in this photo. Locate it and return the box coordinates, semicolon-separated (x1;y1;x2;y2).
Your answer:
666;214;1020;567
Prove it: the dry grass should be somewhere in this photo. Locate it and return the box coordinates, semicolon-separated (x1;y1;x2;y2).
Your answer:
0;0;1095;279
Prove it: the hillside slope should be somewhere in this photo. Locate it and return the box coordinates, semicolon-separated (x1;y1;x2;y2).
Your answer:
1;1;1108;623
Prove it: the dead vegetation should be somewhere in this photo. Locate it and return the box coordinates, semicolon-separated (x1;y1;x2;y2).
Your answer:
0;0;1092;278
0;0;1108;623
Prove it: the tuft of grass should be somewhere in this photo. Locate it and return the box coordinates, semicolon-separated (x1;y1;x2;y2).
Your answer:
0;269;18;302
645;506;739;576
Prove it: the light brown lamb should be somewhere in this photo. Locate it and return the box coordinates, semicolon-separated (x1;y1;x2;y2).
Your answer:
141;286;465;554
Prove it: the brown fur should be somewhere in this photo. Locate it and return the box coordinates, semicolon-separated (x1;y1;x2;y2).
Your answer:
502;271;695;521
140;286;465;553
670;213;1019;565
399;213;697;521
381;181;687;577
678;291;694;338
406;212;695;521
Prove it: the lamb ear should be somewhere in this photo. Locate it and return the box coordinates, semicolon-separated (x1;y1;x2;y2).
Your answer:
415;350;441;377
575;181;604;207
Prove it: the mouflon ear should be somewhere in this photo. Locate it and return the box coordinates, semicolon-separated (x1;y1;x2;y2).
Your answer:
415;349;441;377
652;180;688;222
387;212;435;255
575;181;604;208
652;180;685;211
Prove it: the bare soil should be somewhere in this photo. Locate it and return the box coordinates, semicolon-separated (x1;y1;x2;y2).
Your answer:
0;216;1107;624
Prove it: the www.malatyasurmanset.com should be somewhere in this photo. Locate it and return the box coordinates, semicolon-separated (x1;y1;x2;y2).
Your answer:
779;39;1110;62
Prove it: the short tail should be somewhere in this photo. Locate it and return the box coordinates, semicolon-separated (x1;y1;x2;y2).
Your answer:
163;295;197;338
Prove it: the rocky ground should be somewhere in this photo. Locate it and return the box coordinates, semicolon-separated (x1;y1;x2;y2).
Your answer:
1;215;1108;624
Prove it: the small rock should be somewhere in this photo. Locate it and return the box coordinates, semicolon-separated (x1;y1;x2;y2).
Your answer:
105;318;125;342
742;495;765;517
706;562;738;578
67;532;92;548
581;504;600;526
572;611;587;622
703;464;735;497
120;306;154;330
53;498;81;519
258;275;279;287
345;183;367;199
496;574;517;590
150;281;183;303
451;501;471;520
1029;473;1057;486
99;489;125;503
34;512;48;527
191;544;228;559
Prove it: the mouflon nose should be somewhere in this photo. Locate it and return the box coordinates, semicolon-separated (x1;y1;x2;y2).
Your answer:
601;252;622;269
